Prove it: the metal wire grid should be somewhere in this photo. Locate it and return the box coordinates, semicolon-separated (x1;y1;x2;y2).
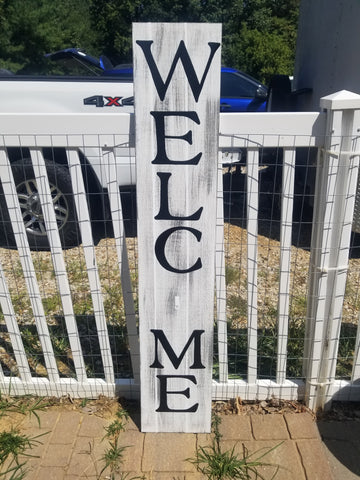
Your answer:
219;146;315;383
0;124;139;396
0;109;359;406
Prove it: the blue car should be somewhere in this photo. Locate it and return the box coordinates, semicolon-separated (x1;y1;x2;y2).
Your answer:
46;48;268;112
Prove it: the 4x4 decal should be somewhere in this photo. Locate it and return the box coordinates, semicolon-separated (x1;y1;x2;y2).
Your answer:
83;95;134;107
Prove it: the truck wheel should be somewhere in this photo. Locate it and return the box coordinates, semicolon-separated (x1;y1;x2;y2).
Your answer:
3;159;81;250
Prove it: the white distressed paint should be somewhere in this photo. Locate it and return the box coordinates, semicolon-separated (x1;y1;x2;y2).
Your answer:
133;23;221;432
0;90;359;409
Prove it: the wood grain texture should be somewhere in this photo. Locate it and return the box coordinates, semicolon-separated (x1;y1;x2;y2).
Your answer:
133;23;221;432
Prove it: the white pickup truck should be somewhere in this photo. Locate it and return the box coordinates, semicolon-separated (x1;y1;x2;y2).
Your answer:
0;48;274;249
0;65;275;250
0;75;139;249
0;72;256;249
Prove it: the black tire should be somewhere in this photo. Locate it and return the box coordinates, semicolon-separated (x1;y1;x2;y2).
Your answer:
0;159;81;250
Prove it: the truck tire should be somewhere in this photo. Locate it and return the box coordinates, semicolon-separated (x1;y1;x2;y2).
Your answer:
0;159;81;250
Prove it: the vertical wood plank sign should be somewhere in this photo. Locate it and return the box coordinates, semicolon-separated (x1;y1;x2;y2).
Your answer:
133;23;221;433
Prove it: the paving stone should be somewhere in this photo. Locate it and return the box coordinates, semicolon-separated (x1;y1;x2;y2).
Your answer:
222;439;306;480
66;436;105;477
35;467;66;480
218;415;253;440
18;447;45;475
19;431;49;460
142;433;197;472
197;432;214;449
22;410;60;431
119;429;145;471
145;473;207;479
251;414;289;440
40;441;73;467
64;476;97;480
19;465;39;480
1;408;342;480
297;439;334;480
64;477;97;480
78;413;108;437
284;412;319;439
50;411;82;444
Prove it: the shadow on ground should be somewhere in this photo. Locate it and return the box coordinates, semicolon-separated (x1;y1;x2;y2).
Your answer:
317;401;360;478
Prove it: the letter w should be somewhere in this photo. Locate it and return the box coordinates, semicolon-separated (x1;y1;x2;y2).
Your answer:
150;329;205;369
136;40;220;102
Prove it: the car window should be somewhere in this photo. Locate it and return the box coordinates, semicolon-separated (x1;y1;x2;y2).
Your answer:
221;72;258;98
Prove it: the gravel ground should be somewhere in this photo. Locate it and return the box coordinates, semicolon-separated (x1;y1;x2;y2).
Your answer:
0;219;359;327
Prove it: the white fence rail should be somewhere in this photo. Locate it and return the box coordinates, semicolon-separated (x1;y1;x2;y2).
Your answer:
0;113;139;398
0;92;359;410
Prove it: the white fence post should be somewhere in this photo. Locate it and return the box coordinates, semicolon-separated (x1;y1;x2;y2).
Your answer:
216;156;228;383
305;90;360;411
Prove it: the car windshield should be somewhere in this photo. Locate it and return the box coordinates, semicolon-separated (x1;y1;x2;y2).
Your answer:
48;56;103;76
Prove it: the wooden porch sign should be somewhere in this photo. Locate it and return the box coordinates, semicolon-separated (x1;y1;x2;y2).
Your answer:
133;23;221;433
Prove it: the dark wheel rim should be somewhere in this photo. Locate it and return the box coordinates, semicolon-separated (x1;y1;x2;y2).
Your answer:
17;178;69;237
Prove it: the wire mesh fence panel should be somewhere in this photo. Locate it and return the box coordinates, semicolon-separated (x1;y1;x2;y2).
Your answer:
0;147;59;383
218;143;314;383
0;107;359;406
0;114;139;397
214;110;327;401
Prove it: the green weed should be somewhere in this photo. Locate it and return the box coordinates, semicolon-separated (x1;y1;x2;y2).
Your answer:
225;266;240;285
227;295;247;325
0;394;49;478
11;260;24;278
10;293;31;318
20;329;41;358
42;295;62;316
289;296;307;319
66;258;87;283
99;407;144;480
103;284;125;324
72;294;93;316
336;323;357;379
188;415;281;479
32;256;54;282
0;428;45;478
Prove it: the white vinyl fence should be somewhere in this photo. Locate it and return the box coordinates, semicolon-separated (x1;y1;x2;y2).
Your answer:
0;91;360;411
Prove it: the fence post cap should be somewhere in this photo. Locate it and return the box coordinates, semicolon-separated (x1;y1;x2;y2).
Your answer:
320;90;360;110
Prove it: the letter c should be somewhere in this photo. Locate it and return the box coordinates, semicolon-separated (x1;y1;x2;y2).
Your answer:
154;227;202;273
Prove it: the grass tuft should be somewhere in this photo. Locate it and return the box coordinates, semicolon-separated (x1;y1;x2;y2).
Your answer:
99;407;144;480
0;394;48;478
188;415;281;480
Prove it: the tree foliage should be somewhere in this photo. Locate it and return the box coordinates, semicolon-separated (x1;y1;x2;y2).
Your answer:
0;0;98;73
0;0;300;84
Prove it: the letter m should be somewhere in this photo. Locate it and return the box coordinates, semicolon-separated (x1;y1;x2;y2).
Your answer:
136;40;220;102
150;329;205;369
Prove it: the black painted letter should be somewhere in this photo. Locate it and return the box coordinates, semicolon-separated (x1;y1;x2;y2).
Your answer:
155;227;202;273
136;40;220;102
156;375;199;412
151;111;202;165
155;172;203;220
150;329;205;369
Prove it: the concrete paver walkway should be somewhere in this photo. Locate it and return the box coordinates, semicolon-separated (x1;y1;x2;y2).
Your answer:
0;406;341;480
